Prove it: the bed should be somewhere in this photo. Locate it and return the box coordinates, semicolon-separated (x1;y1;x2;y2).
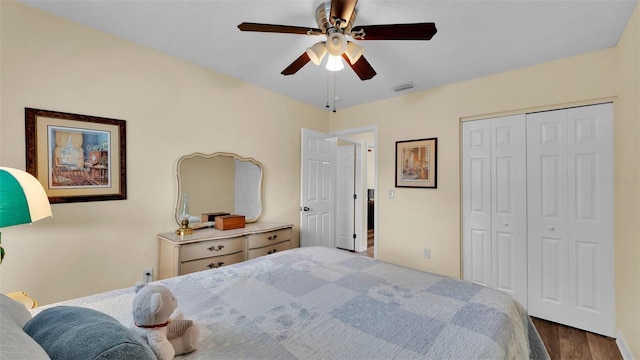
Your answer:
7;246;549;359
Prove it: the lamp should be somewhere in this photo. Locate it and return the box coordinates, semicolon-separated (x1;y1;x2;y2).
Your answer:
326;32;347;57
175;193;193;236
325;55;344;71
306;42;327;65
345;41;364;64
0;167;52;265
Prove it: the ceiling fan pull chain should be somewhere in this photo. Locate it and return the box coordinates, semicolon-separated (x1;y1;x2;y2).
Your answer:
326;72;330;109
333;72;337;113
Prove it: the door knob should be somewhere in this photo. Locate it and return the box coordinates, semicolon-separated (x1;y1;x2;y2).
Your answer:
503;222;509;227
548;226;555;231
300;206;310;212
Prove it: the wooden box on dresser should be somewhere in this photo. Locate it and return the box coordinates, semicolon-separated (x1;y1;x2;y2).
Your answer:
157;222;293;279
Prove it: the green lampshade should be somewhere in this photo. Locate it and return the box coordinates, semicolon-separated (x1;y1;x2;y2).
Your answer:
0;167;52;228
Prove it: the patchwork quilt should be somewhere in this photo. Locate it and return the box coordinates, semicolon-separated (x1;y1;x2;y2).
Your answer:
33;246;549;359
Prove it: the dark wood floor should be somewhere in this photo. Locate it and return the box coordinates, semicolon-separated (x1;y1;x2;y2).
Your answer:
531;317;622;360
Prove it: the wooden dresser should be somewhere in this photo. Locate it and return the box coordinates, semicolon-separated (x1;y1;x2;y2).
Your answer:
157;222;293;279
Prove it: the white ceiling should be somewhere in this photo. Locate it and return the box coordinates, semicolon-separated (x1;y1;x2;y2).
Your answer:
18;0;638;110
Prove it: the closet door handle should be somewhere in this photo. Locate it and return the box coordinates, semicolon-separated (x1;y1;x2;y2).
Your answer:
503;222;509;227
548;226;555;231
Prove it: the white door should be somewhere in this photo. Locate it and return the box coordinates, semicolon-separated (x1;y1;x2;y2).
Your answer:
300;128;337;248
462;119;493;287
527;103;614;337
490;115;528;307
462;115;527;307
336;145;356;250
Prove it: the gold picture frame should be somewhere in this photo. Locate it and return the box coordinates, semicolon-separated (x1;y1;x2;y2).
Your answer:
395;137;437;188
25;108;127;203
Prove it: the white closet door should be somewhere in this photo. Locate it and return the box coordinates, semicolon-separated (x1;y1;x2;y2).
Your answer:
567;104;615;337
463;115;527;307
527;103;614;337
490;115;528;307
527;109;570;323
462;119;492;287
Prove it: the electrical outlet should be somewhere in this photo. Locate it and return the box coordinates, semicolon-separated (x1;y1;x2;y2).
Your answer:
142;268;154;283
423;248;431;259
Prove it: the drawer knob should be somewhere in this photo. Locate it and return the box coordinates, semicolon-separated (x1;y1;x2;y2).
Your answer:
267;235;278;241
208;245;225;252
267;249;278;255
208;261;224;269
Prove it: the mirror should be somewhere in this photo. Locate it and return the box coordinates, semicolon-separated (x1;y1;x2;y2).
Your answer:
175;152;263;225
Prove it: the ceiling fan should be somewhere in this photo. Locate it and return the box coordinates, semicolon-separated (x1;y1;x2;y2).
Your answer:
237;0;437;81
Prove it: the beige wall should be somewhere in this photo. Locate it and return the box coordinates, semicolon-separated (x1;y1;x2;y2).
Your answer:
331;4;639;356
0;2;328;304
613;2;640;357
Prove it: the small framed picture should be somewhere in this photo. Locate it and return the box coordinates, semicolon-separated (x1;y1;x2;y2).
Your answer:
395;137;437;188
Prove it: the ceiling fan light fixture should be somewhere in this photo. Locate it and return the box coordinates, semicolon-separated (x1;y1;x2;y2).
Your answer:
306;42;327;66
345;41;364;64
325;55;344;71
326;32;347;56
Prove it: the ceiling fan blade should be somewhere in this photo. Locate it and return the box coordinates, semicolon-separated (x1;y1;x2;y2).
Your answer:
330;0;358;27
351;23;437;40
238;22;322;35
342;53;376;80
281;52;311;75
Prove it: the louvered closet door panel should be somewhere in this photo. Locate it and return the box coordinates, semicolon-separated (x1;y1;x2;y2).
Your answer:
527;110;570;324
462;119;492;286
566;103;614;337
490;115;527;307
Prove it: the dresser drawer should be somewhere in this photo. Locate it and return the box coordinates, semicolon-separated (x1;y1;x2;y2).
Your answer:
247;240;291;260
180;236;243;262
246;229;292;249
180;251;244;275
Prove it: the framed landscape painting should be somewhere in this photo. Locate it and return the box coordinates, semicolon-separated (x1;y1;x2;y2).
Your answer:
25;108;127;203
395;137;437;189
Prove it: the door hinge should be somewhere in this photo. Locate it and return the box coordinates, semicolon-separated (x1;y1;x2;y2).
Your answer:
353;194;357;200
353;233;357;239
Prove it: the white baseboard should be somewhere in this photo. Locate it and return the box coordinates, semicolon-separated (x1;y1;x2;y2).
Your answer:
617;330;635;360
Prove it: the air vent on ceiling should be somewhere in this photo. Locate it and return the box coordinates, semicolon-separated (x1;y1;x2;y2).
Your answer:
390;82;416;92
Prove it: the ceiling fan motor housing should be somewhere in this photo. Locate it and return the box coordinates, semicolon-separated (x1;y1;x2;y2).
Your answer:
315;1;357;33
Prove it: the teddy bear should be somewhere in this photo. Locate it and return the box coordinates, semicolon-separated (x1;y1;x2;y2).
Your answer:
130;283;200;360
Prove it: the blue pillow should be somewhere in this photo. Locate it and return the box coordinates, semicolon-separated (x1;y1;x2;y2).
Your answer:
24;306;156;360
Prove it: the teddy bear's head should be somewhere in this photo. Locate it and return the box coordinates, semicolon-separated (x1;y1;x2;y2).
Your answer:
132;283;178;327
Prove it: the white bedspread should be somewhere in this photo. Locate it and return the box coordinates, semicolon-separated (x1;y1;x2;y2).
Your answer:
33;247;549;359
